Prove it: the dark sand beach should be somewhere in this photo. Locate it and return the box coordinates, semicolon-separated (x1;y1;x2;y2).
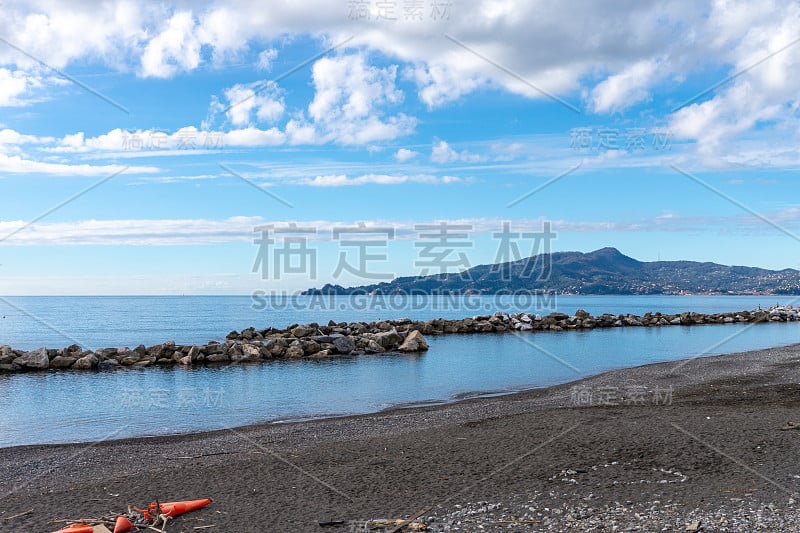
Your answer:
2;344;800;532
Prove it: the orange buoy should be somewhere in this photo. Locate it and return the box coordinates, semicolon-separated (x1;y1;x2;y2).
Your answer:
51;525;94;533
132;505;151;521
113;515;133;533
156;498;213;517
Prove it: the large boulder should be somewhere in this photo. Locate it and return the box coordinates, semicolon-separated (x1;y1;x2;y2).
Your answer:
375;329;403;349
265;338;287;357
13;347;49;369
206;352;231;363
147;344;167;359
300;339;321;356
365;340;386;354
285;344;305;358
291;325;317;338
117;350;142;366
73;353;99;370
97;358;120;370
398;331;429;352
333;336;356;354
0;345;16;365
50;355;78;369
232;343;261;362
96;347;118;360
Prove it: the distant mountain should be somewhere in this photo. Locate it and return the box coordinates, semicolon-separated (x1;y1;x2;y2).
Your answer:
304;247;800;295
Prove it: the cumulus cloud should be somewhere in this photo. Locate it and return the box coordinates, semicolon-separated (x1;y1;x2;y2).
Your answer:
0;0;711;109
223;126;285;146
430;139;484;163
216;81;285;127
0;128;54;149
140;11;202;77
199;52;415;145
0;68;45;106
1;0;799;162
295;53;416;144
665;2;800;159
394;148;419;161
408;61;487;109
590;59;661;113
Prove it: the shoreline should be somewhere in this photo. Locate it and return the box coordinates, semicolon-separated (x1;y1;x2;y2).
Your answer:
5;331;800;451
3;343;800;530
2;337;800;450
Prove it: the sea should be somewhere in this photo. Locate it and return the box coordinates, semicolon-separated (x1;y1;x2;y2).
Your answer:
0;294;798;447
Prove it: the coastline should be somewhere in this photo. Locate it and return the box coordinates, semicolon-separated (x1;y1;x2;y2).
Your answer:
3;343;800;531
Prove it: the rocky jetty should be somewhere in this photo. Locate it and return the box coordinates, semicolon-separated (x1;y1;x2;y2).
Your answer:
0;306;797;373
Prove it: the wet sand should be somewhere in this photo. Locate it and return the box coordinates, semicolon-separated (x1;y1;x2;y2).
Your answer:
2;344;800;532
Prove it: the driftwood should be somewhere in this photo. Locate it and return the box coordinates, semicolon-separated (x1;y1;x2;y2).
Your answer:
2;509;33;520
386;506;432;532
49;517;116;525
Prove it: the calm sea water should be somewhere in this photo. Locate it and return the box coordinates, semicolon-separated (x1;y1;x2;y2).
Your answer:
0;294;791;350
0;295;798;447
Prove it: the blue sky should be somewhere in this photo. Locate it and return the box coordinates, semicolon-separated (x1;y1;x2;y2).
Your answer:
1;0;799;294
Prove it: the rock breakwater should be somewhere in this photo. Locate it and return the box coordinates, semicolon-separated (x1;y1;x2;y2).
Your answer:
0;306;797;373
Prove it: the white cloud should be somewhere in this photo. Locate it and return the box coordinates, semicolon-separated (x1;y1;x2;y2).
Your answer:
0;68;44;106
292;53;416;144
219;82;285;126
590;59;661;113
135;174;218;184
666;2;800;159
140;11;202;77
0;216;263;246
0;0;704;111
196;6;249;65
257;48;278;71
223;126;285;146
38;126;282;153
394;148;419;161
284;119;317;145
0;153;158;176
201;53;415;146
2;210;796;246
408;62;487;109
431;140;484;163
297;173;462;186
0;128;54;150
1;0;799;164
